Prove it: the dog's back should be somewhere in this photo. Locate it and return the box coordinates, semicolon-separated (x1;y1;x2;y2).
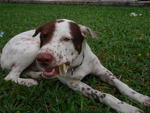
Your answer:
0;30;40;70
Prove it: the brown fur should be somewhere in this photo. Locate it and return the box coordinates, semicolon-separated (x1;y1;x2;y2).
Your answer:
69;22;84;53
33;21;56;47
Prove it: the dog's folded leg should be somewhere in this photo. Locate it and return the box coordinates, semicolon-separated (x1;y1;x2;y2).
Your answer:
92;57;150;107
5;67;38;87
59;78;144;113
17;78;38;87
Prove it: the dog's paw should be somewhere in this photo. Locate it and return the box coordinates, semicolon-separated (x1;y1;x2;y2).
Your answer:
4;76;12;81
118;102;144;113
128;107;144;113
4;76;18;83
17;78;38;87
134;109;144;113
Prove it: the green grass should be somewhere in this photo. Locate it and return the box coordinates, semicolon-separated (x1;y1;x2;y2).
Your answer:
0;3;150;113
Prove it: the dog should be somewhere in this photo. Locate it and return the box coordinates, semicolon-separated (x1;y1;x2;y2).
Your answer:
0;19;149;113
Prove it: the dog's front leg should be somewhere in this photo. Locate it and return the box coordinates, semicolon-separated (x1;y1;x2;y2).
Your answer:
92;57;150;107
58;77;143;113
4;67;38;87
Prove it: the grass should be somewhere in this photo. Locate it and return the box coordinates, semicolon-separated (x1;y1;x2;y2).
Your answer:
0;3;150;113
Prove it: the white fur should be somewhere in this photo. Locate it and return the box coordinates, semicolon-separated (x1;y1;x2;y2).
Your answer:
0;19;149;113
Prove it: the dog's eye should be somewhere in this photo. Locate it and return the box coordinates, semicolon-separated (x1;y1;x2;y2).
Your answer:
62;37;71;42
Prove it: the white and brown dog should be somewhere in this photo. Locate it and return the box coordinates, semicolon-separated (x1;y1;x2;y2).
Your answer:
0;19;149;113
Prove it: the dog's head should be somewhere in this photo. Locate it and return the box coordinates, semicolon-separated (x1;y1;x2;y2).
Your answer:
33;19;98;77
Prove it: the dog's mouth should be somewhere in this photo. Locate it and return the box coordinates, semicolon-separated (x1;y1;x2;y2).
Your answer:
41;63;69;78
43;66;59;77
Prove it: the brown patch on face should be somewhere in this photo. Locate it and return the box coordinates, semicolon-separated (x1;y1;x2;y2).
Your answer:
69;22;84;53
33;20;56;47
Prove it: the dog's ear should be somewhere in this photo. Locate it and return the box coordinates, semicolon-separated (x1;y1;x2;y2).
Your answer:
32;24;50;38
32;21;55;47
32;24;51;47
78;24;98;40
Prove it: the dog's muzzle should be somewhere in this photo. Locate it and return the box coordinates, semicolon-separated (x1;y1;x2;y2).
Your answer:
36;52;69;77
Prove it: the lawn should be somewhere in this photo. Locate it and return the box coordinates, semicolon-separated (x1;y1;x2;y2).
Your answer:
0;3;150;113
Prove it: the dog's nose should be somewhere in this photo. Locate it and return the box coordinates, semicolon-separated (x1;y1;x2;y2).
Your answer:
36;53;53;64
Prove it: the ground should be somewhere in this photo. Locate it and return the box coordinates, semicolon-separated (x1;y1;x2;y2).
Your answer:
0;3;150;113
